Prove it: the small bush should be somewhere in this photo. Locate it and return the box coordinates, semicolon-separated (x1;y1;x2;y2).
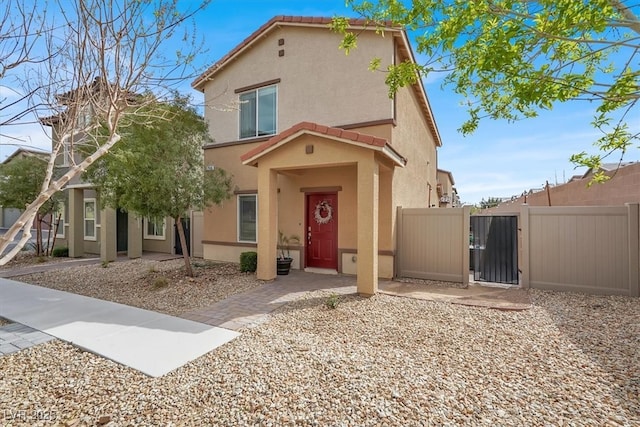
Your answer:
240;251;257;273
52;246;69;257
326;294;341;309
152;277;169;289
101;260;110;268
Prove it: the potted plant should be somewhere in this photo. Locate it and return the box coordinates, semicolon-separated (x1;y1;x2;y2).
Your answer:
276;231;300;275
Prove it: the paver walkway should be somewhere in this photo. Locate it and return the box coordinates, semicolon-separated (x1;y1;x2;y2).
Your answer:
182;270;357;330
183;271;532;330
0;322;54;356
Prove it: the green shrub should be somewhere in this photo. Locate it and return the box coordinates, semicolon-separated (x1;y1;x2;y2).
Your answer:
52;246;69;257
326;294;341;309
240;251;257;273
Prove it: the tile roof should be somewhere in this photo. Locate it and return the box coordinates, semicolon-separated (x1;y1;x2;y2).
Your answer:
240;121;406;166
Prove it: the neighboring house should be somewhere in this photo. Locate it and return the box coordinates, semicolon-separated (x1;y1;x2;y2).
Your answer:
192;16;447;294
40;81;203;260
486;161;640;213
436;169;459;208
0;148;51;228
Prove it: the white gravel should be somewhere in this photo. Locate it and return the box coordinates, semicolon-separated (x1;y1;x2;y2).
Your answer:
0;260;638;425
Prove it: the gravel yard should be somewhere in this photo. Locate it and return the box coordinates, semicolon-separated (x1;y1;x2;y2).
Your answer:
0;259;638;425
13;258;262;317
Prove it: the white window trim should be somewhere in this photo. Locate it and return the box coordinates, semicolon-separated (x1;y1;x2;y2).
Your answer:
83;198;97;241
54;202;65;238
237;194;258;243
238;84;278;140
144;217;166;240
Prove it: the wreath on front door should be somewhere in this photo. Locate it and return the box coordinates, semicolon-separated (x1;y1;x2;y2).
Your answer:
314;200;333;225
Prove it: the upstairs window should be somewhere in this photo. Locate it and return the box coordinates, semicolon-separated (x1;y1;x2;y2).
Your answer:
239;85;277;139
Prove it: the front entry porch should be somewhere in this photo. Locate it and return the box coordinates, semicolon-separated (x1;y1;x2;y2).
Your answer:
241;122;407;295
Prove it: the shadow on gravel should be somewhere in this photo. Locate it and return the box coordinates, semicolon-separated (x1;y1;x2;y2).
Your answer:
533;290;639;420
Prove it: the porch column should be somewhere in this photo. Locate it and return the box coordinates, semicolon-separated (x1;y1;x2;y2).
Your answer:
100;206;117;262
68;188;84;258
357;157;379;295
127;213;142;259
257;167;278;280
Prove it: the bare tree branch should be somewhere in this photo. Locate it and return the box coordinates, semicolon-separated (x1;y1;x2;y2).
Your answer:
0;0;211;262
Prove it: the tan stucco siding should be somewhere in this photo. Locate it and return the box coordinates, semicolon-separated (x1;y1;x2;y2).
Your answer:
203;26;394;144
203;142;261;244
202;134;395;271
278;165;358;250
342;253;394;279
203;243;256;263
240;134;365;251
346;124;392;141
391;84;437;210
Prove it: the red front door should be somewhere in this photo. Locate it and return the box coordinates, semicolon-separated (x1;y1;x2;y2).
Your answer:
306;193;338;269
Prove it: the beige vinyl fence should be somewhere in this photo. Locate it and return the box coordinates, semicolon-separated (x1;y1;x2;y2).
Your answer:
191;211;204;258
396;204;640;297
396;206;470;285
520;205;639;296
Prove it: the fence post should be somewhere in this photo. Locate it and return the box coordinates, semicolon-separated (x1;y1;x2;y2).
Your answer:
626;203;639;297
462;206;471;286
520;204;530;289
395;206;403;279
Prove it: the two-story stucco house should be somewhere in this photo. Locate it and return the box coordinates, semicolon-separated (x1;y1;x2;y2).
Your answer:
192;16;444;295
40;80;202;261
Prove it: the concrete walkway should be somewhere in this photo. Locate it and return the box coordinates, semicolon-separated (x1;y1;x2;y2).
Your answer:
0;278;239;377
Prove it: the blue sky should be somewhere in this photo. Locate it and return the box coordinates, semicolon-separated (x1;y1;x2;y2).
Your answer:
2;0;637;204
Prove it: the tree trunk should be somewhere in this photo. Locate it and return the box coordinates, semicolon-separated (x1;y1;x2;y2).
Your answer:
176;215;193;277
35;213;42;256
46;214;54;256
50;213;61;256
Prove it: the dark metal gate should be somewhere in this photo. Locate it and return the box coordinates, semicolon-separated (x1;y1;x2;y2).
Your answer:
116;209;128;252
175;218;190;256
470;215;518;284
